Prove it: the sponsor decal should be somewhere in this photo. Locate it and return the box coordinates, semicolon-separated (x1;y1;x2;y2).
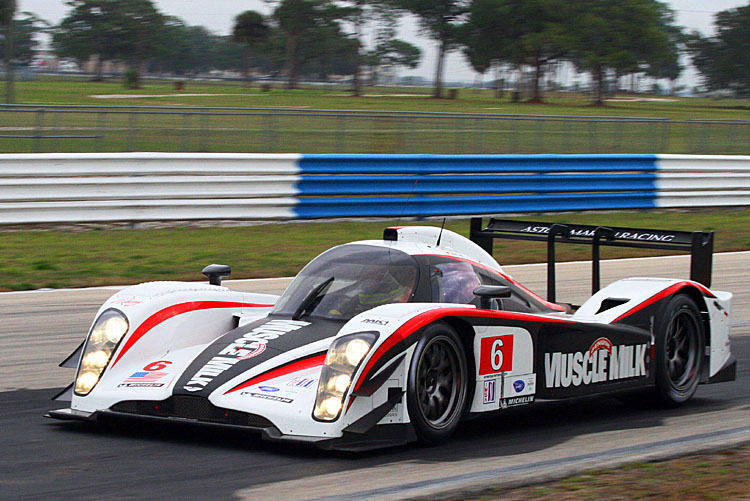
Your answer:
241;391;294;404
513;380;525;393
519;225;675;243
258;386;279;392
483;379;496;404
361;318;389;326
118;361;172;388
110;298;142;307
500;395;534;408
544;338;648;389
183;319;310;392
287;377;317;388
478;335;514;375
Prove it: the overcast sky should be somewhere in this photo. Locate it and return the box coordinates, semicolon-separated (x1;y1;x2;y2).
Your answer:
17;0;749;87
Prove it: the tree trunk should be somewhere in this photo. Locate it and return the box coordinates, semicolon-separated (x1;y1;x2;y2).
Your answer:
593;64;605;106
494;64;503;99
351;19;362;97
285;34;299;90
5;19;14;104
529;55;544;103
242;47;250;89
432;39;446;99
93;56;104;82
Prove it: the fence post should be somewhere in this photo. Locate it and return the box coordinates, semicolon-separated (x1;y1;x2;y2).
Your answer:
127;112;137;152
96;111;106;152
336;114;345;153
199;113;209;152
33;109;45;153
182;113;191;152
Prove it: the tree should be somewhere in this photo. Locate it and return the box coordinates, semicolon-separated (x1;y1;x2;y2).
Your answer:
54;0;164;87
1;0;15;102
274;0;334;89
688;5;750;96
298;21;358;80
643;3;682;91
375;39;420;70
464;0;569;103
233;10;269;87
109;0;163;88
392;0;469;98
566;0;676;105
151;18;218;76
54;0;119;80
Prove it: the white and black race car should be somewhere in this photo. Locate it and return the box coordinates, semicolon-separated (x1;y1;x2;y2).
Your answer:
48;219;737;450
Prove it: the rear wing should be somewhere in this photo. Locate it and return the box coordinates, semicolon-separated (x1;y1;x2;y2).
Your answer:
469;218;714;303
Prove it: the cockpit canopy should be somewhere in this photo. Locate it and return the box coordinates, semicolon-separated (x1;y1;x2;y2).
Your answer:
272;244;419;321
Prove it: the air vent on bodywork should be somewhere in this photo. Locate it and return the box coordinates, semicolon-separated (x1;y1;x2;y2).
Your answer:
383;228;398;241
596;298;630;314
110;396;274;428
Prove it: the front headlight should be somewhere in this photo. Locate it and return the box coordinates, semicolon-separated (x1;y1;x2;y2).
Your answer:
74;309;129;396
313;331;378;421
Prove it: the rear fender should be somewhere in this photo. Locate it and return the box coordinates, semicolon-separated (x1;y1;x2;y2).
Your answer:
575;278;732;379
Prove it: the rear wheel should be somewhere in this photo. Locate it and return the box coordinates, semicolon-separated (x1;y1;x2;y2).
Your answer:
654;294;705;406
406;323;468;444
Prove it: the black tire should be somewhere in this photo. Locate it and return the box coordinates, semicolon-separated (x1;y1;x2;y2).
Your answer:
406;322;468;444
653;294;705;407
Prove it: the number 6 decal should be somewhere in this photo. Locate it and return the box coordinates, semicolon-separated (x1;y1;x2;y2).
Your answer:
143;360;172;371
479;335;513;375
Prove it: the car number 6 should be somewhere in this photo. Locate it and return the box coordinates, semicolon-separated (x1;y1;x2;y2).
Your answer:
491;339;504;370
144;360;172;371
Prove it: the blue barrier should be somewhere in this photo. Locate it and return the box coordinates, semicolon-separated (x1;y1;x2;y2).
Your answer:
298;154;659;174
295;154;659;218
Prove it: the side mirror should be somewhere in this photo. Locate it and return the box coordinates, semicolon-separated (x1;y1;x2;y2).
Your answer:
473;285;512;310
202;264;231;286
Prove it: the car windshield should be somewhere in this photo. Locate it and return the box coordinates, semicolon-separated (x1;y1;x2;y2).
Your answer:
272;244;419;321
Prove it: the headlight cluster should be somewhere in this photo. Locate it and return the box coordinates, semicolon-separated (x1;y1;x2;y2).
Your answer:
74;309;129;396
313;332;377;421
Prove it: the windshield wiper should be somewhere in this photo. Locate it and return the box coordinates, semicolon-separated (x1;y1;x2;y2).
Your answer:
292;276;335;320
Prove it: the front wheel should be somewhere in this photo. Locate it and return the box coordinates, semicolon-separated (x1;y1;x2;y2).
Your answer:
406;322;468;444
654;294;705;407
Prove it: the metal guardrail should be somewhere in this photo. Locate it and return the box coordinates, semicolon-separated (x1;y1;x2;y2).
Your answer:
0;105;748;155
1;153;749;224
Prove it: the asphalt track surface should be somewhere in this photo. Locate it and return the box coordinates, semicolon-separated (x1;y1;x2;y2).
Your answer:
1;253;749;500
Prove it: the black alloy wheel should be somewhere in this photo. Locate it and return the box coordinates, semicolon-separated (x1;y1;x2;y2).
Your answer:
407;322;468;444
654;294;705;406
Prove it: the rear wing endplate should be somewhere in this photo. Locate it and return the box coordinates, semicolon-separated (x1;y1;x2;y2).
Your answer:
470;218;714;303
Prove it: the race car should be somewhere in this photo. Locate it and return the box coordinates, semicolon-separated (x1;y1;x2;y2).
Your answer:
47;219;737;451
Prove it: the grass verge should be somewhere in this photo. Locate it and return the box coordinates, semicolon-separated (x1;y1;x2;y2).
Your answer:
1;208;749;292
476;445;750;500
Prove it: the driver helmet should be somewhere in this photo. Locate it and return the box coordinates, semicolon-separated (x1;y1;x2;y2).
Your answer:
357;267;413;306
435;261;480;304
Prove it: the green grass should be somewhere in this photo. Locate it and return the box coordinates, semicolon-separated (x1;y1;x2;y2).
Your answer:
476;446;750;500
10;77;750;119
1;208;748;291
1;78;747;155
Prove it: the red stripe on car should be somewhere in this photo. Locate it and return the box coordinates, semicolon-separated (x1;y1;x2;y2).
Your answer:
111;301;272;367
353;307;572;393
224;354;326;394
613;282;715;323
419;254;566;312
